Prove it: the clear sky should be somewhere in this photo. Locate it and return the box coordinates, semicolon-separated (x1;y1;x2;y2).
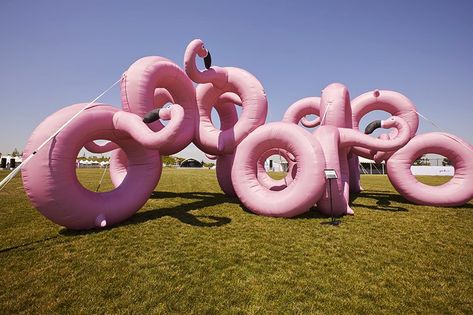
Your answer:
1;0;472;160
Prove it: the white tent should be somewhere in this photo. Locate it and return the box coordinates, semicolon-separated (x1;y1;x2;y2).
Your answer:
358;156;385;175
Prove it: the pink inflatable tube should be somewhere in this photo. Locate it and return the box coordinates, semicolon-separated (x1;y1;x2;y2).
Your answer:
347;90;418;192
282;97;321;128
310;83;412;216
84;141;119;154
185;39;268;155
351;89;419;161
256;148;296;191
144;88;175;134
232;122;326;217
98;104;181;191
214;93;241;196
21;104;161;229
120;56;197;156
387;132;473;206
216;153;237;197
113;104;185;151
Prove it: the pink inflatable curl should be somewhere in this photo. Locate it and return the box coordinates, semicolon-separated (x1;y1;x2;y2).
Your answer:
184;39;268;156
282;97;321;128
387;132;473;206
113;104;185;151
346;90;419;192
104;56;197;188
85;92;179;190
237;83;411;217
213;93;241;197
350;89;419;162
120;56;197;156
313;83;411;216
21;104;161;230
256;148;297;191
232;122;326;217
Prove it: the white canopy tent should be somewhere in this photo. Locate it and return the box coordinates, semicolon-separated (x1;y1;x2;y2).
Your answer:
358;156;385;175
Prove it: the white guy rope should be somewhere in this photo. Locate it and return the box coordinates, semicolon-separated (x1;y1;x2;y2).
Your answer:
414;110;473;154
414;110;446;133
95;164;109;192
0;76;123;191
320;101;332;125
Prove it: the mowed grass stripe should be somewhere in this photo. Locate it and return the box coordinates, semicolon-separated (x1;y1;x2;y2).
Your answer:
0;169;472;314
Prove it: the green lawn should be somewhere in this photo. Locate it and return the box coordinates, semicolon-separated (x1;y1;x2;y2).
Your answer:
1;169;472;314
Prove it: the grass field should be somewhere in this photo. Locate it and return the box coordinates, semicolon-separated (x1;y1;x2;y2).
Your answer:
1;169;472;314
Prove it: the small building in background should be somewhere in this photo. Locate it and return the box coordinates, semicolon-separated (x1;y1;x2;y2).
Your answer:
264;156;289;172
0;154;23;170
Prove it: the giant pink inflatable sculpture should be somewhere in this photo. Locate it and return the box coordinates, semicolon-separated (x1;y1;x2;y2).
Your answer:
20;39;473;229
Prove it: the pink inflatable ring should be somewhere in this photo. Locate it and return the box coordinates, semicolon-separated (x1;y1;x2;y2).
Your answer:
22;104;161;229
387;132;473;206
185;39;268;155
232;122;326;217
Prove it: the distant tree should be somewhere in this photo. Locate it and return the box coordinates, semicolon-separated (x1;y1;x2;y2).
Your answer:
413;155;430;166
11;148;20;157
174;156;185;165
203;162;215;168
162;156;176;166
442;158;452;166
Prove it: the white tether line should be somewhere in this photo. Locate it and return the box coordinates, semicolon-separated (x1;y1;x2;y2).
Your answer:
414;110;473;153
0;76;123;191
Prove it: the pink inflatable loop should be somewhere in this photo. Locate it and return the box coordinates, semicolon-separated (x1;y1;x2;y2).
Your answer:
21;104;161;230
205;154;217;160
232;122;326;217
184;39;228;88
214;92;240;130
256;148;296;191
212;93;241;196
185;39;268;155
145;88;175;133
113;104;186;152
282;97;321;128
84;141;119;153
351;89;419;160
339;116;411;151
216;153;237;197
109;148;128;188
120;56;197;155
387;132;473;206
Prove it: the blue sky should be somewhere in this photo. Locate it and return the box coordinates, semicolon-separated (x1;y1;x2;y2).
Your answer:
1;0;472;160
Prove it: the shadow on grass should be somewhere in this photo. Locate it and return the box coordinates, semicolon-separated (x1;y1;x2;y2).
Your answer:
0;235;61;253
295;207;329;219
60;191;235;236
352;190;473;211
128;192;234;228
351;191;409;212
239;202;330;221
60;190;472;237
460;203;473;209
